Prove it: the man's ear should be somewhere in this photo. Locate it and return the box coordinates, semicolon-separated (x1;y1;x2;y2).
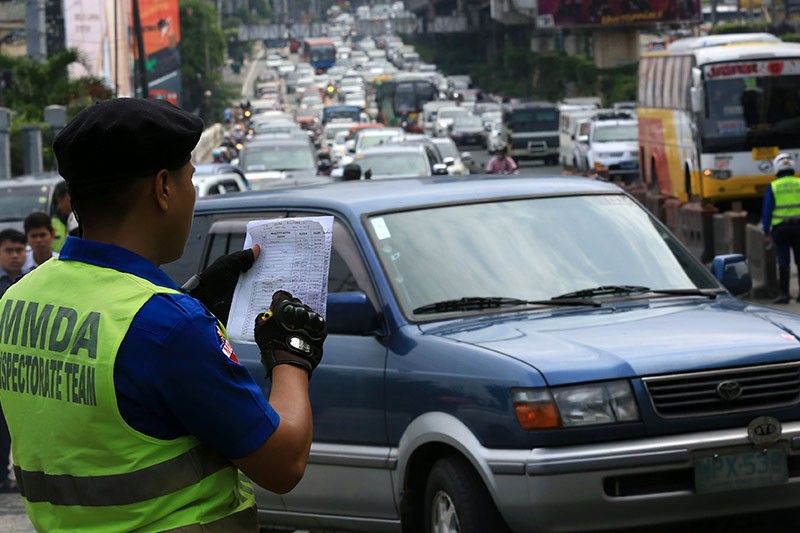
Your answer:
154;169;172;212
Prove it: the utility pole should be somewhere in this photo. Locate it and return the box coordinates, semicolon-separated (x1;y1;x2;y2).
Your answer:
25;0;46;60
132;0;149;99
0;108;10;180
20;124;43;175
711;0;718;26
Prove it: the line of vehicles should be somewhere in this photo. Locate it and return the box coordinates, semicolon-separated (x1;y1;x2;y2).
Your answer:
169;27;800;533
7;18;800;532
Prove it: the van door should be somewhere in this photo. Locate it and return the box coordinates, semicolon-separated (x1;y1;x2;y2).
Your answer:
199;212;394;523
198;212;288;515
278;213;395;521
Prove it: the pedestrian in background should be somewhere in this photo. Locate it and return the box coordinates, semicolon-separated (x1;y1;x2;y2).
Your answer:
0;98;326;531
0;228;29;493
762;153;800;304
0;229;28;297
50;182;72;252
22;212;58;271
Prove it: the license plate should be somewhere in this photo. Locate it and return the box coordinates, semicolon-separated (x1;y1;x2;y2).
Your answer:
752;146;779;160
694;448;787;493
620;161;637;169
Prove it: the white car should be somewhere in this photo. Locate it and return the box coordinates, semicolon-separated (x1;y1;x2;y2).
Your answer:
339;127;405;166
431;137;470;176
277;62;295;75
343;93;367;109
330;130;351;162
586;119;640;182
192;172;248;197
434;106;471;138
266;55;282;69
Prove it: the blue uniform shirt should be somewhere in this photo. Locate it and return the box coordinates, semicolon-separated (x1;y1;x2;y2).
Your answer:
763;186;775;234
59;237;279;459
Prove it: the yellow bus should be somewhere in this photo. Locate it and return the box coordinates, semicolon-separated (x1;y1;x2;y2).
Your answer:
638;33;800;204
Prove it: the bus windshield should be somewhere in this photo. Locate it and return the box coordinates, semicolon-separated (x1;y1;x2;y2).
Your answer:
394;81;436;115
310;45;336;63
506;108;559;132
703;73;800;151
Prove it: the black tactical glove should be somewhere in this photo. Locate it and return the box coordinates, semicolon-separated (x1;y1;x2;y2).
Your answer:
255;290;327;379
183;248;256;324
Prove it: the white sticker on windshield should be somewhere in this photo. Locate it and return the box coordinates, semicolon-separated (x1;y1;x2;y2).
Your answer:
602;195;628;205
371;217;391;240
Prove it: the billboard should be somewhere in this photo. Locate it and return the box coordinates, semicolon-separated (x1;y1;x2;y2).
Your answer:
138;0;182;105
63;0;134;96
62;0;182;105
536;0;701;27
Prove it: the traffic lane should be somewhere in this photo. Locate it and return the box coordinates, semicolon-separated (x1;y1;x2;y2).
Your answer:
598;507;800;532
2;487;800;533
468;147;563;177
0;494;33;533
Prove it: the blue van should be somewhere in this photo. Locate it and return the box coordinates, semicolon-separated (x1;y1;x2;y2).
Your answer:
164;176;800;532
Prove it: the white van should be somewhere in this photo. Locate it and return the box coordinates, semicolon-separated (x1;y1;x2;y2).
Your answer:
559;109;600;168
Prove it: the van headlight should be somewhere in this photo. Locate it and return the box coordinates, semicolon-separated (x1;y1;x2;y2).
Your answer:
512;380;639;430
553;380;639;427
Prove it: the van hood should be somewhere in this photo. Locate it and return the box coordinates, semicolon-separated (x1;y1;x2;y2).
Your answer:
421;299;800;385
590;140;637;153
247;169;319;185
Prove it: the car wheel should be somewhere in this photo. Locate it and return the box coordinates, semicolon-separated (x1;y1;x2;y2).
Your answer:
424;455;508;533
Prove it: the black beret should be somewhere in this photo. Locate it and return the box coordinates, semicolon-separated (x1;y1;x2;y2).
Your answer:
53;98;204;185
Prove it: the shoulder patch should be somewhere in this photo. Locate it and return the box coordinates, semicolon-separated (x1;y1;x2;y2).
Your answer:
215;323;240;364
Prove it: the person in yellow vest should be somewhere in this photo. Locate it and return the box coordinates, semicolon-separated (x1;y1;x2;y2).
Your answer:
50;181;71;252
0;98;327;532
763;153;800;304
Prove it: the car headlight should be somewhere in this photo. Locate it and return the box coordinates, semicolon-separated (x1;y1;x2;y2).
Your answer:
553;381;639;426
512;380;638;430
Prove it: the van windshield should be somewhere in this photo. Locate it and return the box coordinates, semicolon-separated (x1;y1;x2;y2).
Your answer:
506;108;559;132
0;184;51;222
369;195;718;316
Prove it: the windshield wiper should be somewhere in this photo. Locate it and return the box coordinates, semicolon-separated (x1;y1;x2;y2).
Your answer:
552;285;651;300
412;296;600;315
552;285;722;301
646;288;723;299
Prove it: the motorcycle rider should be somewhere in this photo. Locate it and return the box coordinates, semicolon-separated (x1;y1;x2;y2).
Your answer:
485;143;519;175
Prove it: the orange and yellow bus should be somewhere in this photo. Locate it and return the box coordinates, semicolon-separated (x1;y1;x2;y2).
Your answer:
638;33;800;204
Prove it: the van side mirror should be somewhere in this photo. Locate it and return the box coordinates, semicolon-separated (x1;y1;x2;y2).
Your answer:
326;292;379;335
711;254;752;296
346;140;356;153
691;67;702;88
690;87;704;114
432;163;449;175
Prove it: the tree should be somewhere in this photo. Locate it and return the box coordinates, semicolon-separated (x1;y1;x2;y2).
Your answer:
0;49;113;174
0;49;111;122
180;0;234;122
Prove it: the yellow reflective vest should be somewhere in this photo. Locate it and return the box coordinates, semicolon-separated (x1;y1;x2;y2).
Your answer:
771;176;800;228
0;258;256;532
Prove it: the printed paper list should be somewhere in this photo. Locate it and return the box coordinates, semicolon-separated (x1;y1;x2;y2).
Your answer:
227;217;333;341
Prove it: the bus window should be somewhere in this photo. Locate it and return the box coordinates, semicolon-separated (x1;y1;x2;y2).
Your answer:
674;56;691;110
663;57;676;108
414;81;436;106
394;84;417;114
652;58;666;108
638;58;651;105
